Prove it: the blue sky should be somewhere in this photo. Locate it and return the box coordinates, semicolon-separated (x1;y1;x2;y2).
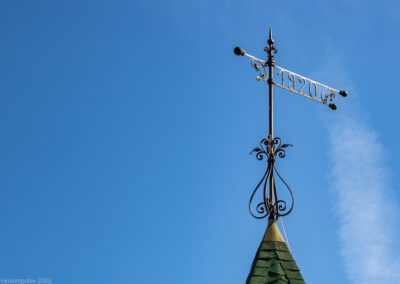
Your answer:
0;1;400;283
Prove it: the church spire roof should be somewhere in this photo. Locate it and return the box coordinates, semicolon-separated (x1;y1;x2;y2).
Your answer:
246;218;305;284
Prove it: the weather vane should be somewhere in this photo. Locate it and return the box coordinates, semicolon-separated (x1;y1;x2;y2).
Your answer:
234;27;347;221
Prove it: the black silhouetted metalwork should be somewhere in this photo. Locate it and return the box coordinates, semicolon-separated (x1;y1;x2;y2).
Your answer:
249;136;294;219
234;28;347;220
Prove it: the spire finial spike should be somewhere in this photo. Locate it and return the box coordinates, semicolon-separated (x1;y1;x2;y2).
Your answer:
269;27;272;40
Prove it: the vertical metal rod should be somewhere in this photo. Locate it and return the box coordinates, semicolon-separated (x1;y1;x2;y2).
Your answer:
267;27;275;219
268;28;274;139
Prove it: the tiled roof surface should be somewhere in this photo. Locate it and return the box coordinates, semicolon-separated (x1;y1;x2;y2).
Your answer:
246;222;305;284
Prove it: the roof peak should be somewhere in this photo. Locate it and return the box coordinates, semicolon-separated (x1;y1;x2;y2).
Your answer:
262;219;285;243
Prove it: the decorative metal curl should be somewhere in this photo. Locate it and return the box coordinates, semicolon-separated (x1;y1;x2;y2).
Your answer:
249;136;294;220
321;88;335;104
250;59;268;82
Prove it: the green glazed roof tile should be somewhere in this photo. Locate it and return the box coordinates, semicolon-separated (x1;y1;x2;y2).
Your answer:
252;267;269;277
258;251;276;259
288;280;307;284
276;251;295;261
266;274;288;283
281;261;300;271
269;262;286;276
246;220;305;284
270;280;289;284
255;259;272;268
260;242;290;252
285;270;304;280
247;276;266;284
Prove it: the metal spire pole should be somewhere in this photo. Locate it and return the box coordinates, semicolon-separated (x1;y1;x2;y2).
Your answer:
233;27;348;221
267;27;274;139
266;28;276;220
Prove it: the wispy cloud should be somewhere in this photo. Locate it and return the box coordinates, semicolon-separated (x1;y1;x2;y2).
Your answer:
316;51;400;283
329;114;400;283
314;42;400;284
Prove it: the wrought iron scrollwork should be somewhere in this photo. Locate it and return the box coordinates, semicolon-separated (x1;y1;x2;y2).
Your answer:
250;59;268;82
249;136;294;220
321;88;335;104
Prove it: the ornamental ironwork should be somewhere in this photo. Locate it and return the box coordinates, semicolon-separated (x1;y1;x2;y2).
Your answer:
234;28;347;220
249;136;293;219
